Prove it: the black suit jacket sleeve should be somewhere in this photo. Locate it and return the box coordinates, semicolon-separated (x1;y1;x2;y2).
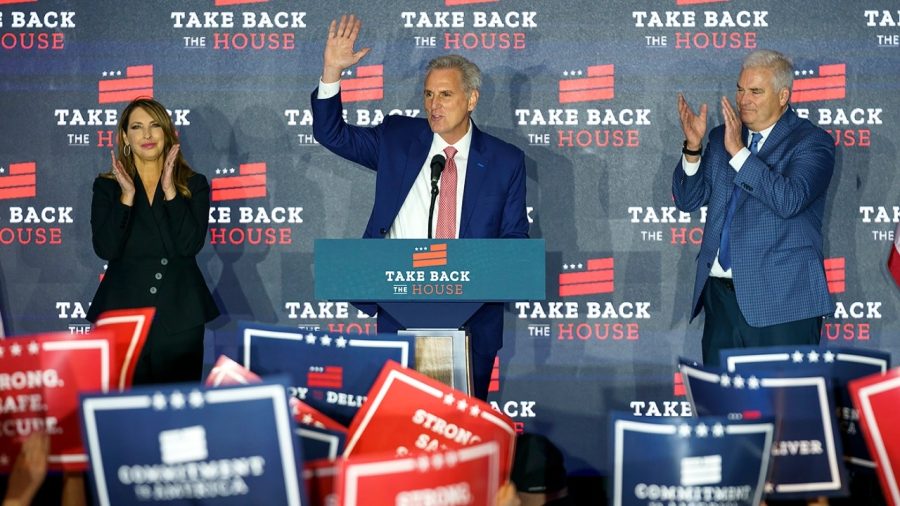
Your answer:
90;177;133;260
161;175;211;257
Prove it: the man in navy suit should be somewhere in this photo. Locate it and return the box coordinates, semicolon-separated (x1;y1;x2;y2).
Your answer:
312;15;529;399
673;49;835;366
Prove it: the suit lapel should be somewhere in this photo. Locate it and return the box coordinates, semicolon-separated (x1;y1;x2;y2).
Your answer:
459;123;487;238
731;107;796;209
393;126;432;222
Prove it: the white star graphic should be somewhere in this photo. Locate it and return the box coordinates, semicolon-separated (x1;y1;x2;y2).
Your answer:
792;350;804;363
469;405;481;417
188;390;204;408
562;264;569;270
170;391;186;410
417;455;430;472
27;342;40;355
456;399;468;411
733;375;745;389
336;336;347;348
577;263;583;269
432;454;445;470
446;451;458;467
304;333;316;344
824;351;835;363
712;423;725;437
695;423;709;438
10;344;21;357
808;350;820;363
320;335;332;346
678;424;693;437
152;392;167;410
765;482;775;493
443;393;455;405
719;374;731;387
748;376;760;390
302;414;313;425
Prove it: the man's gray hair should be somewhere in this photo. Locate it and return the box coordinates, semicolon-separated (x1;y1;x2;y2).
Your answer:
742;49;793;93
426;55;482;95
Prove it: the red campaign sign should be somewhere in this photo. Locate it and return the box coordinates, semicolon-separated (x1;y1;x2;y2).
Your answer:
849;367;900;506
92;307;155;391
206;355;346;432
304;459;338;506
344;361;516;478
0;332;114;472
337;442;501;506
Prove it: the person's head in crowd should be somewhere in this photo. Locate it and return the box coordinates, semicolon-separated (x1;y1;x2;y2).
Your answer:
510;433;572;506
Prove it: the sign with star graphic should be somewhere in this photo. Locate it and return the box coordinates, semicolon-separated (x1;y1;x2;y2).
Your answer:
93;307;155;391
609;414;774;506
337;441;501;506
849;367;900;506
0;331;114;472
79;379;305;506
720;346;890;469
206;355;347;461
236;322;415;426
344;361;516;479
679;359;849;499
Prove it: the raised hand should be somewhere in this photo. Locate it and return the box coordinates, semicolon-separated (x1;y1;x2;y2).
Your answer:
111;149;135;206
161;144;179;201
677;93;707;153
322;14;371;84
720;96;744;156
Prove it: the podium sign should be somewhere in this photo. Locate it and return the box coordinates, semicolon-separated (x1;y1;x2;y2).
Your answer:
314;239;545;302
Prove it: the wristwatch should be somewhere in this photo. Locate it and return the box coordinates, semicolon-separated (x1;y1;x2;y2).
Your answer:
682;140;702;156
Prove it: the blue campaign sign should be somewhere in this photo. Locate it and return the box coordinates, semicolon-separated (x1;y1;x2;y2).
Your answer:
679;359;849;499
238;322;414;426
610;414;774;506
80;379;304;506
314;238;545;301
296;426;345;462
720;346;890;469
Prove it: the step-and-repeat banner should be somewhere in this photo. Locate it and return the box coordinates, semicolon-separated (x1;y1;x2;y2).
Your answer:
1;0;897;476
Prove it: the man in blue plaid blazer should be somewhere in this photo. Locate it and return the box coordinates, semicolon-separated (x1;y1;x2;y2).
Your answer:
672;49;835;366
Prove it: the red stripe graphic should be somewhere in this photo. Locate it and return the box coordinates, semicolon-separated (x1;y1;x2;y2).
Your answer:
215;0;267;5
488;357;501;393
308;366;343;389
791;64;846;103
673;372;685;397
676;0;727;4
98;65;154;104
445;0;498;4
558;65;614;104
0;0;37;4
559;257;615;297
0;162;36;200
824;257;846;294
211;162;267;201
341;65;384;103
413;243;448;268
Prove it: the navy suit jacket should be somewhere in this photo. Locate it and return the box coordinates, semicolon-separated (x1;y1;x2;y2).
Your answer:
672;106;835;328
311;89;528;354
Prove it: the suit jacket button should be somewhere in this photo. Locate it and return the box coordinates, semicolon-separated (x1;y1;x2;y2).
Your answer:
149;287;158;294
379;228;387;235
160;258;168;266
155;273;163;280
707;262;712;268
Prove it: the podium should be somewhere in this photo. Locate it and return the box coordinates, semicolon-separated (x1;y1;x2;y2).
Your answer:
314;239;545;394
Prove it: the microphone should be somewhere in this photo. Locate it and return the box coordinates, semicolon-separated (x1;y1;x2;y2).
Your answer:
430;154;446;188
428;154;446;239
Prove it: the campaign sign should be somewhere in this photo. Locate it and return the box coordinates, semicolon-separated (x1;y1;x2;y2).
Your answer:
610;414;774;506
238;322;414;425
304;459;338;506
345;361;516;479
0;331;114;472
679;359;849;499
93;307;156;391
849;367;900;506
721;346;890;468
337;442;501;506
206;355;347;462
80;380;304;505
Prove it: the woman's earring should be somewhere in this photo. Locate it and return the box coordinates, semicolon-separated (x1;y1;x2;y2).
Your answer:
124;144;131;157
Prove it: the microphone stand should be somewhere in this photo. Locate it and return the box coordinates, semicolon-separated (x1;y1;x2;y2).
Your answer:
428;178;439;239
